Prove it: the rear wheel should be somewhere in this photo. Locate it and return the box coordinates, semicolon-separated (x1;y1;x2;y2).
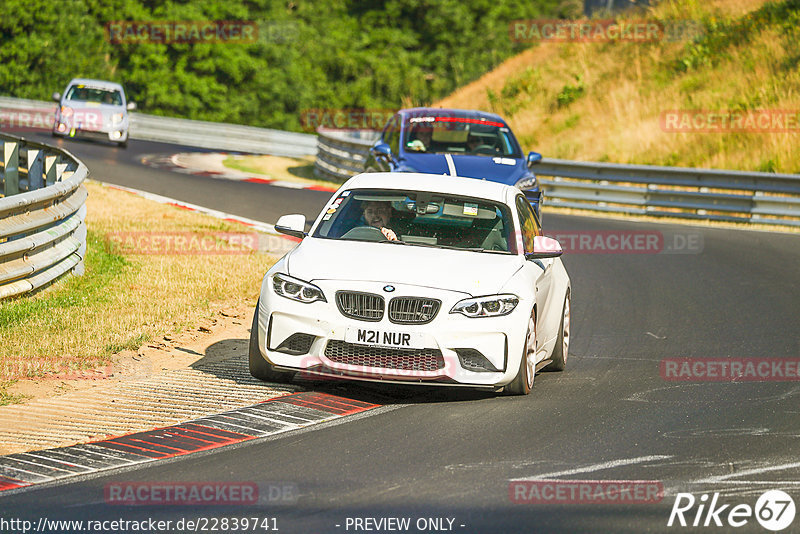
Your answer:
545;291;570;372
504;308;536;395
249;301;294;383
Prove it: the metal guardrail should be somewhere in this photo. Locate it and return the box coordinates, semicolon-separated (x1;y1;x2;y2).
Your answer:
0;96;318;157
315;130;800;227
0;133;88;300
314;130;379;182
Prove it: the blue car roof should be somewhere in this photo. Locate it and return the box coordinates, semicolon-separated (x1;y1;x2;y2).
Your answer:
397;107;508;126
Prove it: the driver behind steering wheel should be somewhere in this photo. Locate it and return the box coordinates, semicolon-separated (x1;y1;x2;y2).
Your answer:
361;201;399;241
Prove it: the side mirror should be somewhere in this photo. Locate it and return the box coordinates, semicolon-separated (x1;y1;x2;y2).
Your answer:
370;142;393;162
52;92;61;103
275;214;307;239
126;101;137;111
526;236;562;259
527;151;542;166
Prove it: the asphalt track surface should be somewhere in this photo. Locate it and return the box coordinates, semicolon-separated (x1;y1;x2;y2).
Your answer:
3;135;800;533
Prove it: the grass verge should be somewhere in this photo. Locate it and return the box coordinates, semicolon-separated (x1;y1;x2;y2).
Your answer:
223;154;342;189
0;181;277;405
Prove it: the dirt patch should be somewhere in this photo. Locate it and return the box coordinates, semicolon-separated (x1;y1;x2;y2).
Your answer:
7;303;254;405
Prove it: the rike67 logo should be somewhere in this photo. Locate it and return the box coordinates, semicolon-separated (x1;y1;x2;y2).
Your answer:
668;490;796;531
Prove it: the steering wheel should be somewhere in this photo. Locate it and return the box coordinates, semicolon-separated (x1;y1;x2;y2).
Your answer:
341;226;389;241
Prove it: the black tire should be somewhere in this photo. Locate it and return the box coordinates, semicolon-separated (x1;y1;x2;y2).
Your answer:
504;308;536;395
545;292;570;372
248;301;294;383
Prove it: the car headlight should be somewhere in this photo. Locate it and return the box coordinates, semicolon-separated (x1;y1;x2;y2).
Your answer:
450;294;519;318
112;113;124;125
272;273;326;303
60;106;73;118
515;175;538;190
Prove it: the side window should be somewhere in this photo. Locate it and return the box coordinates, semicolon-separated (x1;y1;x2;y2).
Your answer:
383;114;400;155
516;195;539;254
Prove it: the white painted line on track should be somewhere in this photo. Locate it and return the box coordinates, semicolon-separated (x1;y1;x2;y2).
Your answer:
510;455;674;481
694;461;800;484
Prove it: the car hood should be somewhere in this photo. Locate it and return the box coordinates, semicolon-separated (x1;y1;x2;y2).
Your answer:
286;237;524;295
398;152;527;185
62;103;125;115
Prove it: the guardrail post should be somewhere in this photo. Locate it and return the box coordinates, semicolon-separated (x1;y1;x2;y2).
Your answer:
55;161;68;182
73;203;88;276
2;140;20;196
26;148;44;191
45;154;58;185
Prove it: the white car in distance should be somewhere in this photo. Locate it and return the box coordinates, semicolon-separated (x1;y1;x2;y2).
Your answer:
52;78;135;147
250;172;571;395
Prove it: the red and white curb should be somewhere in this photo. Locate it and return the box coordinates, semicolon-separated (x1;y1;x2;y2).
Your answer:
141;152;339;192
0;392;379;495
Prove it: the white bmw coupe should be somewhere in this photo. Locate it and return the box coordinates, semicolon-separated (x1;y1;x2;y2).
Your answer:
250;172;571;395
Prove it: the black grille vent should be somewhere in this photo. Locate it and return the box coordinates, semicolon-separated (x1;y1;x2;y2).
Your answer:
275;333;315;355
336;291;384;322
455;348;500;372
388;297;441;324
325;340;444;371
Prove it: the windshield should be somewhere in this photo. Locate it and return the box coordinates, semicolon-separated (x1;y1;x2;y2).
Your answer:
65;85;123;105
313;189;517;254
403;115;522;158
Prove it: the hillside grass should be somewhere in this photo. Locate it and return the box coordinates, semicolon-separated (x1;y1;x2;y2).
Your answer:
437;0;800;174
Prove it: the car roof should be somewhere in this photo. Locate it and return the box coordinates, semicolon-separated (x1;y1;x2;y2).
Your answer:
341;172;519;203
398;107;507;125
67;78;124;91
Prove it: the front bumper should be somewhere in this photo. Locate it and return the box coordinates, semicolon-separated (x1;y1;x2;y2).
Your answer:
54;116;128;143
254;278;530;388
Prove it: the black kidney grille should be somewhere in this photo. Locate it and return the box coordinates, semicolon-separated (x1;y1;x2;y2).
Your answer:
336;291;384;321
388;297;441;324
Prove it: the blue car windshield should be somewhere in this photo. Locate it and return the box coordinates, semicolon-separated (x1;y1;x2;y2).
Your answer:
313;189;517;254
403;116;522;158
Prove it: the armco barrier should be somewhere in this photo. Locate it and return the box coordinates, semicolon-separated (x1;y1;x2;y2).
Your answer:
0;133;88;300
0;96;317;157
314;130;800;227
314;130;379;182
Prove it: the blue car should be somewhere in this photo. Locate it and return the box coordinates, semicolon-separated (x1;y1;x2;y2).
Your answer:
364;107;543;220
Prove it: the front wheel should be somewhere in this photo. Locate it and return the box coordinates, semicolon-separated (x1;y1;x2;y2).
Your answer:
504;308;536;395
545;291;570;372
249;301;294;383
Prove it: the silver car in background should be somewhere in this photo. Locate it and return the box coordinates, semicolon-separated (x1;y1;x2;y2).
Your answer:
52;78;135;148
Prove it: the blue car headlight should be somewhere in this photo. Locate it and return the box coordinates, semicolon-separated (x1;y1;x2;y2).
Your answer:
515;175;538;190
450;294;519;318
272;273;326;303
